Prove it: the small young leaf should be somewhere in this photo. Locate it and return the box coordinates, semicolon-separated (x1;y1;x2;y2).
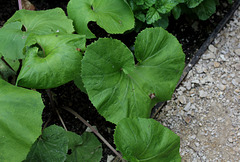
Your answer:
17;34;85;89
0;79;44;162
155;0;181;14
172;5;182;19
114;118;181;161
192;0;217;20
146;7;161;24
66;132;102;162
185;0;204;8
81;27;185;124
67;0;135;38
25;125;69;162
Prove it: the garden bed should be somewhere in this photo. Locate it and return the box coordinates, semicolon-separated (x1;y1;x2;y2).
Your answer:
0;0;236;161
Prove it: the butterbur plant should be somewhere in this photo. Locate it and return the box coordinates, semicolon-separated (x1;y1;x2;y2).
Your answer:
0;0;185;161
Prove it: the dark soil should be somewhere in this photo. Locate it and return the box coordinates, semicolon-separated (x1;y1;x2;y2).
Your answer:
0;0;234;161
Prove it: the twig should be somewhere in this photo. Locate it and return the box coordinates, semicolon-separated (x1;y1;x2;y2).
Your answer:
46;89;68;131
62;106;125;161
18;0;22;10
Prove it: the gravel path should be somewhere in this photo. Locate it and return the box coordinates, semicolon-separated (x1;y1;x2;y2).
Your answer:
156;6;240;161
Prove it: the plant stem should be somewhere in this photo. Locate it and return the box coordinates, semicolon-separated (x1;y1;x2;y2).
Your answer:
46;89;68;131
18;0;22;10
62;106;125;161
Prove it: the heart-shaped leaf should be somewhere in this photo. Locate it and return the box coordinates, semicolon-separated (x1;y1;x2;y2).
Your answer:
17;34;85;89
81;27;185;124
66;132;102;162
25;125;69;162
0;79;44;162
0;8;74;61
114;118;181;161
67;0;135;38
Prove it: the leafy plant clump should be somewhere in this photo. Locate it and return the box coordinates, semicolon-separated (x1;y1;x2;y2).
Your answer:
0;0;185;161
127;0;233;30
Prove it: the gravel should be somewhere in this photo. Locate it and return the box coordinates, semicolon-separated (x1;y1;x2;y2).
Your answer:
157;6;240;161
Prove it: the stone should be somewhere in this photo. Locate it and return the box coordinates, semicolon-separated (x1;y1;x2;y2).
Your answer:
184;102;191;111
214;62;220;68
107;155;115;162
232;79;239;86
208;45;217;54
199;90;208;98
235;63;240;71
234;49;240;56
183;116;191;124
178;96;187;104
202;52;215;60
217;84;226;91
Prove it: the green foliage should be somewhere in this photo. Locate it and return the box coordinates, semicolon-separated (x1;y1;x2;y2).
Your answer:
0;2;186;160
25;125;102;162
127;0;231;29
66;132;102;162
0;79;44;162
0;8;74;61
126;0;183;28
67;0;135;38
17;33;85;89
81;27;185;124
25;125;69;162
114;118;181;161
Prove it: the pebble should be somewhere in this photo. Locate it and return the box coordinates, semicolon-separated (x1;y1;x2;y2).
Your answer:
178;96;187;104
184;102;191;111
202;52;215;59
214;62;220;68
209;45;217;54
199;90;208;98
235;63;240;71
234;49;240;56
217;84;226;91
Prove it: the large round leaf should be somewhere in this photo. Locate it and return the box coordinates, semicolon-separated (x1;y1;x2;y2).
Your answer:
67;0;135;38
81;27;185;124
17;34;85;89
114;118;181;161
0;79;44;162
0;8;74;61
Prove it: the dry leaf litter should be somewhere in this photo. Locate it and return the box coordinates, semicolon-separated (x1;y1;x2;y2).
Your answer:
156;6;240;161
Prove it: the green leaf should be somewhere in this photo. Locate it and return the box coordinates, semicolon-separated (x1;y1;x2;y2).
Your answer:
172;5;182;19
66;132;102;162
0;8;74;61
0;22;27;60
81;27;185;124
185;0;204;8
114;118;181;162
146;7;161;24
17;34;85;89
135;11;146;22
67;0;135;38
155;0;181;14
6;8;74;35
192;0;217;20
0;79;44;162
0;59;16;80
153;15;169;29
25;125;69;162
144;0;156;7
